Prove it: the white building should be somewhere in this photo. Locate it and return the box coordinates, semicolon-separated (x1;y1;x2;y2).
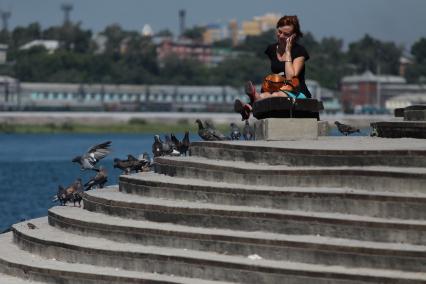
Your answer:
385;93;426;110
20;40;60;54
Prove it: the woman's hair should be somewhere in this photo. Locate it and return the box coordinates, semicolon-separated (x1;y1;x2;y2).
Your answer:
276;15;303;39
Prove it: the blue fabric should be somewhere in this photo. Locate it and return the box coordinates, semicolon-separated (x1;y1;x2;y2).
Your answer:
282;91;307;99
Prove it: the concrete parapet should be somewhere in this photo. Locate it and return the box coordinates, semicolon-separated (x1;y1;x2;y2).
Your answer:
254;118;318;141
404;110;426;121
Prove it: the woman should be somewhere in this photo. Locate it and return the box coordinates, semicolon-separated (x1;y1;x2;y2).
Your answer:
235;15;311;120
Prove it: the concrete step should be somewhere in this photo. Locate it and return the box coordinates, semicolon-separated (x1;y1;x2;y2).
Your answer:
154;156;426;193
82;188;426;245
119;172;426;220
0;272;44;284
0;233;235;284
189;138;426;167
36;209;426;273
10;219;426;284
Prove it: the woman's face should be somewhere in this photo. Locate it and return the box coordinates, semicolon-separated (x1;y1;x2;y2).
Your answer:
276;25;294;44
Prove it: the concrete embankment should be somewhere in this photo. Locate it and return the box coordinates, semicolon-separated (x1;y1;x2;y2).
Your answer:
0;111;396;128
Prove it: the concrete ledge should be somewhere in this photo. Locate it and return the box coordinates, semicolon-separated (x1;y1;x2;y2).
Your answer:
371;121;426;138
154;157;426;194
254;118;318;141
4;229;425;284
189;141;426;167
0;235;237;284
120;174;426;220
404;110;426;121
82;189;426;245
13;217;426;274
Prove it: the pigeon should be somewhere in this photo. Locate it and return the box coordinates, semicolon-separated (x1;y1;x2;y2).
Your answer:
164;135;177;151
72;141;112;171
334;121;360;136
138;152;153;171
243;120;255;141
203;120;229;141
152;135;163;157
164;135;180;156
114;155;149;174
27;223;37;230
171;132;190;156
52;178;83;206
138;152;152;163
84;166;108;191
170;133;181;152
230;123;241;140
196;119;216;141
196;119;230;141
180;131;190;156
54;185;68;206
71;178;84;207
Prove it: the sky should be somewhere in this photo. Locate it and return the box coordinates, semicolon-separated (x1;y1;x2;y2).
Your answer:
1;0;425;51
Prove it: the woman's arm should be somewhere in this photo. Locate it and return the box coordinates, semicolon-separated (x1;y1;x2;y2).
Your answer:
283;56;305;79
277;34;305;79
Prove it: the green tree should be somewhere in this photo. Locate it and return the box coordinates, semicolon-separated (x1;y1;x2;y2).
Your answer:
347;34;402;75
405;37;426;83
182;26;206;42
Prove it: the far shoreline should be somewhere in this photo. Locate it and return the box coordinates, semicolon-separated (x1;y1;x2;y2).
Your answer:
0;111;394;134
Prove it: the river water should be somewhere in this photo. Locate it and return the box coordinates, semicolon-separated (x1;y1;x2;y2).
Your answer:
0;132;200;231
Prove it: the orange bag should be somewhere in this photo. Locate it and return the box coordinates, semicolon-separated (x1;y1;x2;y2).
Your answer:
261;74;300;93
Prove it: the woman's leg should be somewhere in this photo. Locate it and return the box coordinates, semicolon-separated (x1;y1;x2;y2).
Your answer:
258;91;288;100
234;99;252;121
245;81;261;104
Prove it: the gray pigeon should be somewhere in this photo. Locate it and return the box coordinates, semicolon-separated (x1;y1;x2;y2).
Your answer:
84;166;108;191
72;141;112;171
27;223;37;230
152;135;163;157
180;131;190;156
204;120;229;141
171;132;190;156
230;123;241;140
164;135;180;156
52;178;83;206
335;121;360;136
196;119;216;141
243;120;255;140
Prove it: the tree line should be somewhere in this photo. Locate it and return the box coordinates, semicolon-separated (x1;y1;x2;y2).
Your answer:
0;22;425;89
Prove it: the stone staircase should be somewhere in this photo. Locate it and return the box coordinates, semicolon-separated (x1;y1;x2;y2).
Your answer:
1;137;426;283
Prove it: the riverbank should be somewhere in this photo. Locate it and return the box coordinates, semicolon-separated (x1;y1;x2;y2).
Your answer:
0;120;212;134
0;111;394;133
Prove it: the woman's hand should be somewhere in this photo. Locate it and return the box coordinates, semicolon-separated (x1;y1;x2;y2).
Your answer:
285;34;296;52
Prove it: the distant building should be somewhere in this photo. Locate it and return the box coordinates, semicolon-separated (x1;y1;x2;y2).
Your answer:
17;82;244;112
202;23;225;45
385;93;426;110
92;34;107;54
19;40;60;54
241;13;281;37
156;39;212;65
340;70;407;111
399;56;413;77
142;24;153;37
228;20;239;47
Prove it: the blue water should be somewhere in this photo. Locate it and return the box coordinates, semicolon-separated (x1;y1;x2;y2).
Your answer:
0;132;200;232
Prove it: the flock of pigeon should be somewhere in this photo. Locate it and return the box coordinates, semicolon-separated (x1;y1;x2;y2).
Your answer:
196;119;255;141
51;119;360;207
52;130;194;207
